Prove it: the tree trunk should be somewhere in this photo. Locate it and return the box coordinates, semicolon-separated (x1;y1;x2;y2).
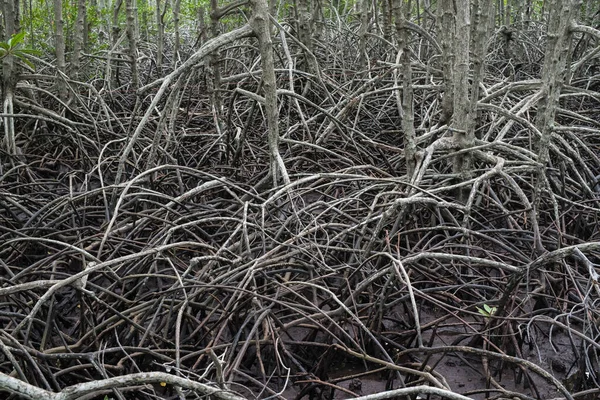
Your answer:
468;0;495;137
436;0;455;127
208;0;224;160
250;0;289;185
513;0;524;23
125;0;139;88
155;0;167;74
534;0;581;203
140;1;148;41
196;6;207;45
173;0;181;66
536;0;580;162
106;0;124;89
296;0;317;75
504;0;511;25
381;0;392;43
394;0;416;177
86;0;95;51
358;0;369;69
112;0;122;50
449;0;471;204
313;0;322;40
1;0;19;154
54;0;68;101
449;0;495;201
71;0;87;81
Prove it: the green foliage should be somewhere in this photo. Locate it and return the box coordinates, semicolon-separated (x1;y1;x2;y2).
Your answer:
87;6;112;52
476;303;497;318
0;32;40;69
18;0;219;60
21;1;55;54
63;0;79;43
138;0;155;20
180;0;210;20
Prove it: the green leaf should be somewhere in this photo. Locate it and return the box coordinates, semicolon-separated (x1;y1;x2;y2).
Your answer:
0;42;10;51
485;304;496;315
478;304;496;318
8;31;25;48
18;48;41;56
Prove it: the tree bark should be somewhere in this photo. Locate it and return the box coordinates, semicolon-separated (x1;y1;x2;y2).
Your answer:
112;0;122;50
207;0;225;160
381;0;392;43
125;0;139;88
451;0;470;137
196;6;207;45
106;0;124;89
513;0;524;23
534;0;581;198
173;0;181;66
450;0;495;201
296;0;317;75
155;0;167;74
1;0;19;153
468;0;495;137
313;0;322;40
358;0;369;69
536;0;580;164
450;0;472;204
394;0;416;177
437;0;455;127
250;0;289;185
54;0;68;101
71;0;87;81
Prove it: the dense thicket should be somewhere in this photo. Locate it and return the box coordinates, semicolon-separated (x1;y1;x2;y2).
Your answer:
1;1;600;399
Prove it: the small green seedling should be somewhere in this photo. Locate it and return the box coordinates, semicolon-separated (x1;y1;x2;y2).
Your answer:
476;304;497;318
